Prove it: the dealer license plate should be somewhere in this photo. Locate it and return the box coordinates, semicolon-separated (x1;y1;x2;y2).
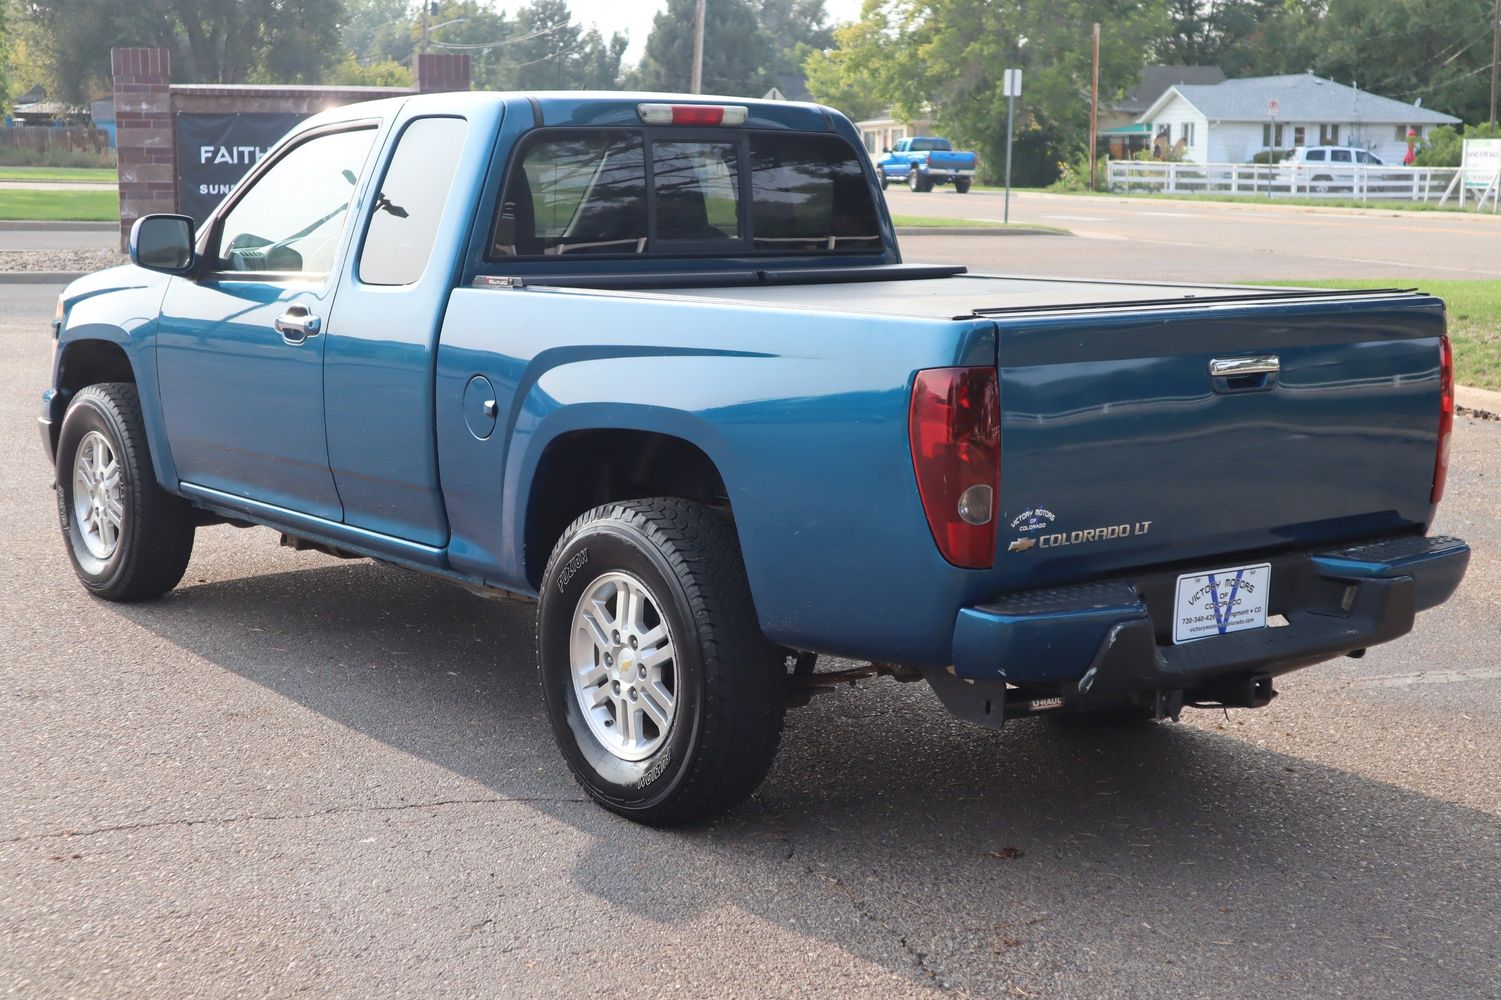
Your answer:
1172;562;1271;644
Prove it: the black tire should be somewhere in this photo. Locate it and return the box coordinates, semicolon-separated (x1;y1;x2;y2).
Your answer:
908;169;924;192
876;168;888;190
954;178;972;194
55;383;195;601
538;498;785;826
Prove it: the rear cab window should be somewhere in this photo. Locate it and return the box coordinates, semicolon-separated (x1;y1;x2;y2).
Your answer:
490;128;881;260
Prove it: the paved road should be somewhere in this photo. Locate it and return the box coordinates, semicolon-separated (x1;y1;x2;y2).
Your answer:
0;226;115;253
888;188;1501;281
2;282;1499;998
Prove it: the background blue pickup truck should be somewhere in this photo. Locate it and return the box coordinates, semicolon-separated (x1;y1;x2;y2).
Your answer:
39;92;1467;825
877;136;979;192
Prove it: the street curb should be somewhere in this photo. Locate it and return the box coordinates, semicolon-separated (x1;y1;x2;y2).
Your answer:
0;221;115;231
1456;385;1501;421
0;271;84;284
895;226;1068;236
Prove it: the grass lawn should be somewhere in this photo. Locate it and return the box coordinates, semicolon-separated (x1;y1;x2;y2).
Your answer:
0;166;117;184
1261;279;1501;391
0;189;118;221
891;214;1068;233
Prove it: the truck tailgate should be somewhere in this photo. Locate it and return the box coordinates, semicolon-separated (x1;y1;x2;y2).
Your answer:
927;151;976;170
987;292;1445;592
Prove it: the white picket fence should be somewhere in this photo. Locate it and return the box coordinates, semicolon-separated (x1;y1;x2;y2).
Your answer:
1106;160;1471;203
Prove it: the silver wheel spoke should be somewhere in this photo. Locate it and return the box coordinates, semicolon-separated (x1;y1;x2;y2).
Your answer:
568;570;679;763
72;431;124;561
638;639;674;670
639;687;672;729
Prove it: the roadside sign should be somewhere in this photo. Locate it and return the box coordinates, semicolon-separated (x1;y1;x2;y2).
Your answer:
1003;68;1022;98
1462;138;1501;186
1267;98;1279;116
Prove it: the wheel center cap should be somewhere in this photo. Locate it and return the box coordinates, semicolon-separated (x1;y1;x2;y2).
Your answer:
616;648;636;676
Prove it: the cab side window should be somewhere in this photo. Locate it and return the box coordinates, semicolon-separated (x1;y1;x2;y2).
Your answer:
216;127;377;276
358;117;469;285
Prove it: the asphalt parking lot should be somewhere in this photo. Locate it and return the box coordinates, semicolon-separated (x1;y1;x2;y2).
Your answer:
2;264;1500;996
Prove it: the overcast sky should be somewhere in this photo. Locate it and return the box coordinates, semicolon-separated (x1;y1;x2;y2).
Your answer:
562;0;867;63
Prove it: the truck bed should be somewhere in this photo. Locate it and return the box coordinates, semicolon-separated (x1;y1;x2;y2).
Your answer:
509;269;1416;321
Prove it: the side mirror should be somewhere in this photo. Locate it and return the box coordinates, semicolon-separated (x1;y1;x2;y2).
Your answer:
882;147;891;154
129;214;196;274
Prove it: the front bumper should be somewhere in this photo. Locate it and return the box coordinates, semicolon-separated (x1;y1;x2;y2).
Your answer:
38;388;64;467
933;534;1468;724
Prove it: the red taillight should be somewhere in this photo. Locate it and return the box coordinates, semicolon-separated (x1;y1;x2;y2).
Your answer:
1432;334;1453;505
637;103;749;126
909;367;1000;569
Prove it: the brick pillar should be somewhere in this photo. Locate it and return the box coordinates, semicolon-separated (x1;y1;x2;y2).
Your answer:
412;53;471;94
111;47;175;251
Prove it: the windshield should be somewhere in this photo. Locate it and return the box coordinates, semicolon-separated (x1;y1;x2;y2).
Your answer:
492;129;882;259
910;138;953;152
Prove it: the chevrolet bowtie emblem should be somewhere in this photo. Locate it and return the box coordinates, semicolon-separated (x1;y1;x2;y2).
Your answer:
1007;537;1037;553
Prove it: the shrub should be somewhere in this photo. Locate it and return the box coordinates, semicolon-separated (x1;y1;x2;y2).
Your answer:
1415;123;1501;168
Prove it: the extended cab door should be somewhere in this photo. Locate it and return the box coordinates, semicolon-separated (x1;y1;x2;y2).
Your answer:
155;124;379;520
321;114;478;546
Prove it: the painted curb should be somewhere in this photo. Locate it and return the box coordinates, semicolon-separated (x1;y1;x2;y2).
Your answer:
1456;385;1501;421
895;226;1067;236
0;221;115;231
0;271;84;284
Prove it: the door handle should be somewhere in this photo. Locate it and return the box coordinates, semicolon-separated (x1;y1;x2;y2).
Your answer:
1208;355;1279;377
275;305;322;345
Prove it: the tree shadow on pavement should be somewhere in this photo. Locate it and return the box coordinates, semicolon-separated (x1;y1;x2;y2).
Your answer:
114;552;1501;999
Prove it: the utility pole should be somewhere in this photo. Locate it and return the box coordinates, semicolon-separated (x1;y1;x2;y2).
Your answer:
1490;0;1499;127
1089;23;1100;192
421;1;429;55
690;0;707;95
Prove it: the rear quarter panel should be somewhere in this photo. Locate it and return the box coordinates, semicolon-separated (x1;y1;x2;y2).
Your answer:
436;287;996;665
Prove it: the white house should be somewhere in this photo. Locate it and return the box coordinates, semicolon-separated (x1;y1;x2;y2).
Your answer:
853;113;935;156
1136;73;1460;164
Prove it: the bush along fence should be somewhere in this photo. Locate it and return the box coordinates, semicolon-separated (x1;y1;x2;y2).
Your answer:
1105;160;1489;205
0;125;113;156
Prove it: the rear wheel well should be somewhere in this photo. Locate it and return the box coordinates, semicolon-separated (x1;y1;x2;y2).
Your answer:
59;340;134;395
524;430;730;588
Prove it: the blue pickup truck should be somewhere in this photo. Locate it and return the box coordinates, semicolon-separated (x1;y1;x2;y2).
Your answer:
39;92;1468;824
877;136;979;192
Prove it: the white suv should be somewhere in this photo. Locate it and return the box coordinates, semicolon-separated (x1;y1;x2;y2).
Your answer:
1280;146;1386;192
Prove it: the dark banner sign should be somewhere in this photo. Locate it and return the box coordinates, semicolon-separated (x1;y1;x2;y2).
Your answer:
175;112;308;224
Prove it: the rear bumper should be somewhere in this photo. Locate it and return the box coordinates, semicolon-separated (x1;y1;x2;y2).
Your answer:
934;534;1468;722
920;167;976;179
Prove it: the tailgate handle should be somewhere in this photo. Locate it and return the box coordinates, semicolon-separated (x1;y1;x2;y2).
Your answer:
1209;355;1280;392
1209;355;1280;377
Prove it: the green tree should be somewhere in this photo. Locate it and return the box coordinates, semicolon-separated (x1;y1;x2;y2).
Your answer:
629;0;772;96
22;0;345;99
805;0;1169;185
500;0;627;91
0;0;13;115
1309;0;1494;125
803;0;909;121
340;0;416;66
757;0;833;99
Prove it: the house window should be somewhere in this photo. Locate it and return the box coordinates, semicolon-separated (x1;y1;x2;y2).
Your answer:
1293;126;1306;146
1395;125;1423;142
1319;124;1340;145
1262;123;1285;147
1182;122;1194;145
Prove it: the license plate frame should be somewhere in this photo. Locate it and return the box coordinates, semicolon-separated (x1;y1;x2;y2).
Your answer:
1172;562;1272;644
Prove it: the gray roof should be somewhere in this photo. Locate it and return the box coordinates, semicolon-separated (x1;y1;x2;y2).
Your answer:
1144;73;1460;125
1112;64;1225;114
